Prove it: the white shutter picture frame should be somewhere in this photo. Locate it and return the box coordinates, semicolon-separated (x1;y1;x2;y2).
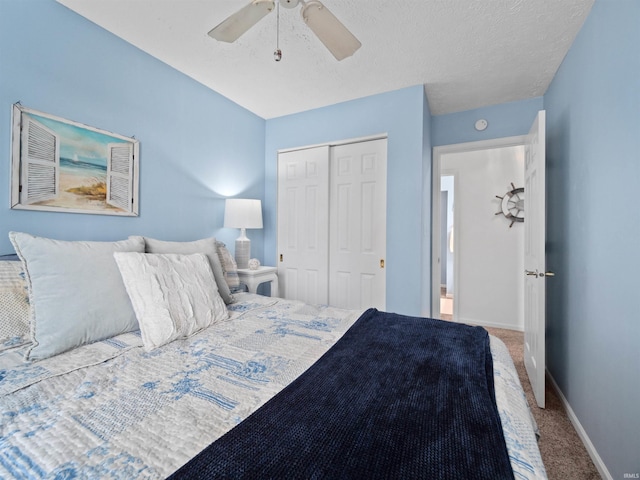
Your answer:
20;116;60;205
106;143;134;212
10;104;139;216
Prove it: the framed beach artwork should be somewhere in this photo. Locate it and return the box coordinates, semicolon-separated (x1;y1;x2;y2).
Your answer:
10;104;139;216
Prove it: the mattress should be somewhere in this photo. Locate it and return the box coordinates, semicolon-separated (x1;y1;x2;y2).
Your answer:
0;293;546;479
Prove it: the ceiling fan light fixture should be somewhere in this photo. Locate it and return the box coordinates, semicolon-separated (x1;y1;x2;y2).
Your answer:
300;0;361;61
208;0;275;43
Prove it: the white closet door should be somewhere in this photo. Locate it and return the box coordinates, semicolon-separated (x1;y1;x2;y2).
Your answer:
329;139;387;310
277;146;330;304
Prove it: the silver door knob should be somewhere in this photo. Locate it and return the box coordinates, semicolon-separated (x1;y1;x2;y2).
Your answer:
525;269;555;277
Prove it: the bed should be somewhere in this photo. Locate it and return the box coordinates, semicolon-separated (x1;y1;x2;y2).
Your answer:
0;233;547;479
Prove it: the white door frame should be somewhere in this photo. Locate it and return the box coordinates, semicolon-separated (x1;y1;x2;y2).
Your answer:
430;135;526;318
438;169;460;322
278;133;387;154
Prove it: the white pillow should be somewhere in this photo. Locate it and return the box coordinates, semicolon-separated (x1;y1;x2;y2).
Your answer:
9;232;145;361
114;252;228;351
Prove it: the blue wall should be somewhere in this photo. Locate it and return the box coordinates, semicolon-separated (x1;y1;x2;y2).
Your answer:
265;86;429;316
544;0;640;477
3;1;636;474
0;0;265;258
421;90;433;315
432;97;543;146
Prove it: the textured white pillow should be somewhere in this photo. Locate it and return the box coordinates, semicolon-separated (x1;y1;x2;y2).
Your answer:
114;252;228;351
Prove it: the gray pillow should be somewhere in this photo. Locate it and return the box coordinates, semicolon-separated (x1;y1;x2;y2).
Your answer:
9;232;145;361
142;237;235;304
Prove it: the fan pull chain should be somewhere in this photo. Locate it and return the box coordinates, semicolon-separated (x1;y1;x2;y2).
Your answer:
274;1;282;61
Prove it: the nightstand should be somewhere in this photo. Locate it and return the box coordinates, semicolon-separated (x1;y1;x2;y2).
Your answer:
236;266;279;297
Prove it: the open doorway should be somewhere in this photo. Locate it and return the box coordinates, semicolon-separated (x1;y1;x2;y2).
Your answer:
431;137;526;331
439;175;455;321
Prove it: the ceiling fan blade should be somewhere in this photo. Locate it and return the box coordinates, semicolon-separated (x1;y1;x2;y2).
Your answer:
208;0;275;43
300;0;361;61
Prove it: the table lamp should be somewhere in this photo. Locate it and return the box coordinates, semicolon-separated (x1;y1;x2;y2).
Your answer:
224;198;263;269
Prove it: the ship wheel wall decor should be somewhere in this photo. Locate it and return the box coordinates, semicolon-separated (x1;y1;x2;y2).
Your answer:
495;182;524;228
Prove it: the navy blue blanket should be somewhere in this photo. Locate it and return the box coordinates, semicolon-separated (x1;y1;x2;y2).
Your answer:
169;309;514;479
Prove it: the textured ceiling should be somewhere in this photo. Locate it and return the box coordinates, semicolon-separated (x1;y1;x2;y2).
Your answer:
56;0;594;119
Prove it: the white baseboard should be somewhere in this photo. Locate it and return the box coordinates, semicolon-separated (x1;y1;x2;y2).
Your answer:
546;371;612;480
456;316;524;332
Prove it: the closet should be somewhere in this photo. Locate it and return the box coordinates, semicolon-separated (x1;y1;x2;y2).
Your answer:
277;138;387;310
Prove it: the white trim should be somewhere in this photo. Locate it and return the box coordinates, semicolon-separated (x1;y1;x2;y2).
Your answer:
457;316;525;332
15;104;135;142
430;144;441;317
433;135;527;156
277;133;387;154
11;104;22;208
440;169;460;321
546;371;613;480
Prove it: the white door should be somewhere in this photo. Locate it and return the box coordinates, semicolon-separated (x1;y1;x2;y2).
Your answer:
277;146;330;304
329;139;387;310
524;110;547;409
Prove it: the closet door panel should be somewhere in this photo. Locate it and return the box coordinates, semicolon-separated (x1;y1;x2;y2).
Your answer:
277;146;330;304
329;139;387;310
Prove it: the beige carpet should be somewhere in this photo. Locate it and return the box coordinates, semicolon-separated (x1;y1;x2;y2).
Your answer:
486;327;602;480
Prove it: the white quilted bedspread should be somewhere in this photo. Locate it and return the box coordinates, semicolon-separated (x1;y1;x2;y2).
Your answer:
0;294;546;479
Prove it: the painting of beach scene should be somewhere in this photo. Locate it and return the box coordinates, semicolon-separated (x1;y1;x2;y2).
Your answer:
11;104;139;216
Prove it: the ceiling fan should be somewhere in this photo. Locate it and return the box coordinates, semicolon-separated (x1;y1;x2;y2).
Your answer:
208;0;361;61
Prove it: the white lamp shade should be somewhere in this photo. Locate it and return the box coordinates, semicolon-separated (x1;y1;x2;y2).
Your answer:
224;199;263;229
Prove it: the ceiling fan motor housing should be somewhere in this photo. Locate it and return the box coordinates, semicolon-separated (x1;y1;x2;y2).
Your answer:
280;0;300;8
210;0;361;61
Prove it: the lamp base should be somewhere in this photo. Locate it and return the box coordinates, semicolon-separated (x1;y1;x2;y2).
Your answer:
235;238;250;269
